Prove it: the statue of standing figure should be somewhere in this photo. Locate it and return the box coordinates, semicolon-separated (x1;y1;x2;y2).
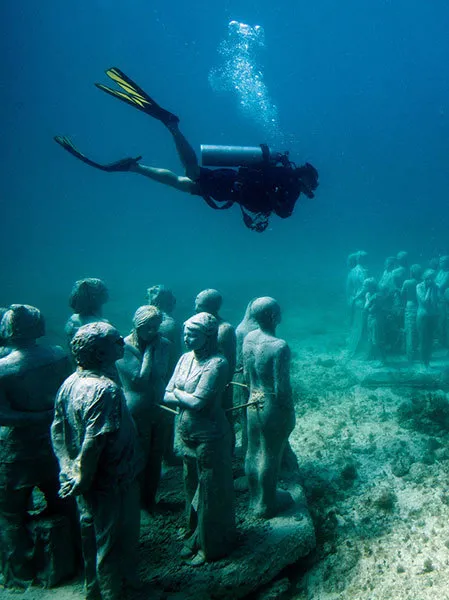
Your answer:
346;252;361;318
379;256;398;295
234;299;258;457
436;256;449;347
0;305;72;587
51;322;142;600
0;307;11;358
146;285;182;466
416;269;439;367
164;313;235;566
243;297;296;519
401;264;422;362
146;285;182;370
363;278;386;363
116;305;172;510
194;289;237;446
64;278;110;345
445;288;449;353
348;252;369;357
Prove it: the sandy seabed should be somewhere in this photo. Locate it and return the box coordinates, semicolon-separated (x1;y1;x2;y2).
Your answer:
3;303;449;600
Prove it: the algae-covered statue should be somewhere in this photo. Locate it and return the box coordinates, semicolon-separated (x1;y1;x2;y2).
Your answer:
51;322;142;600
146;284;182;369
348;252;370;357
243;297;296;519
379;256;398;295
0;305;71;587
234;298;258;456
194;288;237;385
64;278;110;344
396;250;409;271
363;278;386;363
401;264;422;362
0;307;11;358
195;289;237;446
436;255;449;293
436;256;449;347
444;287;449;352
116;305;172;510
346;252;362;315
416;269;439;367
146;285;182;465
164;312;235;566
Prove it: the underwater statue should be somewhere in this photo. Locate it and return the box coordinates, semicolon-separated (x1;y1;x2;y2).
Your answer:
387;267;407;354
234;298;258;457
436;256;449;347
347;252;370;355
346;252;360;315
363;278;386;363
377;257;401;354
194;289;237;380
378;256;397;295
416;269;439;367
401;264;422;362
0;307;11;358
243;297;296;519
64;277;110;345
146;284;182;370
146;284;182;465
396;250;409;270
51;322;142;600
444;288;449;352
435;255;449;293
195;289;237;446
116;305;172;510
164;312;235;566
0;305;71;587
353;250;369;285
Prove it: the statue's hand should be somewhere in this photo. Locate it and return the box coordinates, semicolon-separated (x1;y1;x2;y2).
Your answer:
58;474;86;498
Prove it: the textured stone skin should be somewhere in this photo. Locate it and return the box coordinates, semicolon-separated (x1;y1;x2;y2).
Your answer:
243;297;296;519
116;305;172;509
0;304;72;587
51;322;141;600
164;312;236;565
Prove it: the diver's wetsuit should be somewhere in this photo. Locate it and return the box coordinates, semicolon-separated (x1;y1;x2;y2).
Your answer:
193;164;308;222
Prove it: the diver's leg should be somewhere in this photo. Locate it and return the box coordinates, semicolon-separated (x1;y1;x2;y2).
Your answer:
129;163;195;193
166;123;200;180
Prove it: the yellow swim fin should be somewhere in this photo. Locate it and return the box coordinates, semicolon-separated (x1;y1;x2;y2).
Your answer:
95;67;179;126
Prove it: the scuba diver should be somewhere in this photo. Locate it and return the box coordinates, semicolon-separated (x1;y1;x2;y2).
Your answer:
55;68;319;232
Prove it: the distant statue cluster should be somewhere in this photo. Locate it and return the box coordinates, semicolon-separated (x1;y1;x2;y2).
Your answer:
0;281;298;597
346;251;449;367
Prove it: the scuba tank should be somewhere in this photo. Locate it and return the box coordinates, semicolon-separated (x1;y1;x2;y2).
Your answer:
200;144;288;167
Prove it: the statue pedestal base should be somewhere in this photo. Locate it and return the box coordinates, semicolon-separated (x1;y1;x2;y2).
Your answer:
30;515;76;588
139;469;315;599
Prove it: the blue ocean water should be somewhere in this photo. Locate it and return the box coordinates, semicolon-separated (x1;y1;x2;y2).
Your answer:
2;0;449;338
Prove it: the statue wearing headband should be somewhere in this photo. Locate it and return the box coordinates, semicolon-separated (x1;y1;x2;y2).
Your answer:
164;312;235;566
243;297;296;518
116;305;172;509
